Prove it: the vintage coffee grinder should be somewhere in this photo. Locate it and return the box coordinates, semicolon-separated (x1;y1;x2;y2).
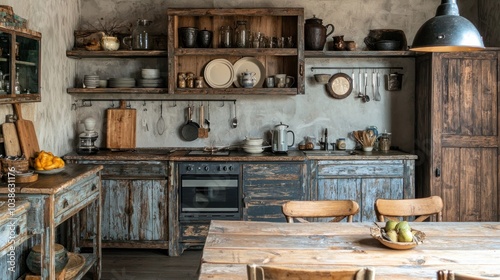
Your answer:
77;117;99;154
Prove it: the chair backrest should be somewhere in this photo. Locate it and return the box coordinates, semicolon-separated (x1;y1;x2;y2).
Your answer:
247;264;375;280
282;200;360;223
437;269;492;280
375;196;444;222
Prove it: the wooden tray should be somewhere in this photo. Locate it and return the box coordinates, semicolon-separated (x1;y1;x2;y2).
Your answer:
65;252;85;280
370;226;425;250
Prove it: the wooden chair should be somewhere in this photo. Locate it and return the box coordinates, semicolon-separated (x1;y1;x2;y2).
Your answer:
437;269;492;280
247;264;375;280
282;200;360;223
374;196;444;222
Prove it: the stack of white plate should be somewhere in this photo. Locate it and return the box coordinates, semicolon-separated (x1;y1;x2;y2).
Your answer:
242;137;266;154
139;68;164;88
108;78;136;88
138;78;164;88
84;75;100;88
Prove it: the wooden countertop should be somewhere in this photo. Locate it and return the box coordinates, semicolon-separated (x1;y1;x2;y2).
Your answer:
0;164;103;195
64;149;416;162
199;220;500;279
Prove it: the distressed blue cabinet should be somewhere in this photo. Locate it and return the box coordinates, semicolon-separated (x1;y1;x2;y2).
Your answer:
310;159;415;222
242;162;307;222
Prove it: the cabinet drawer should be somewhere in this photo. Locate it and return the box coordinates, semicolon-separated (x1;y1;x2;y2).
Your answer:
102;164;167;178
54;175;100;223
0;200;30;257
318;160;404;177
243;163;303;180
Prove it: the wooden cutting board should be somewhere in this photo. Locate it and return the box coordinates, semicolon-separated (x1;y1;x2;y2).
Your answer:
13;104;40;159
2;122;21;157
106;100;136;150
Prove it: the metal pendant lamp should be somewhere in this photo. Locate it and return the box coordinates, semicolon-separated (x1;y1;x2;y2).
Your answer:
410;0;484;52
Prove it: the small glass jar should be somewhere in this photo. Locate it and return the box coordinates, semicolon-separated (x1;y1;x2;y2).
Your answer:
131;19;153;50
379;133;391;151
234;20;249;48
219;26;233;48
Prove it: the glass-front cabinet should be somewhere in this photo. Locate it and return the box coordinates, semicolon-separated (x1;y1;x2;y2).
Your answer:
0;26;41;103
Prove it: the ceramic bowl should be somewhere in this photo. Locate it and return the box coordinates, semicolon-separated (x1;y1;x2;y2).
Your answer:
141;68;160;79
27;244;68;274
243;145;265;154
314;74;331;84
244;137;264;146
375;40;401;51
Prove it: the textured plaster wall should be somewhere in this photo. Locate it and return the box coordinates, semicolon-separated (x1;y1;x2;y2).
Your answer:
478;0;500;46
0;0;80;156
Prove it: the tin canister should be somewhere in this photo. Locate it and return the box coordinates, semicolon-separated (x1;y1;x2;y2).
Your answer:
379;133;391;151
336;138;346;150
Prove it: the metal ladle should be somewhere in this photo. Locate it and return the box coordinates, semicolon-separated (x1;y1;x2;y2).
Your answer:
231;102;237;128
363;71;370;102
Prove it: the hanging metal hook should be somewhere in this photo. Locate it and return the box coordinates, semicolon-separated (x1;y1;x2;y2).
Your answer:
171;100;177;107
220;101;225;107
143;100;147;106
127;101;131;108
110;101;115;108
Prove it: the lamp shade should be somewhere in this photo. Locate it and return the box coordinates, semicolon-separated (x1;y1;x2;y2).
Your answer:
410;0;484;52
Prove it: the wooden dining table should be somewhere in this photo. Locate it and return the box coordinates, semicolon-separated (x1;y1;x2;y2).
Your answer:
198;220;500;279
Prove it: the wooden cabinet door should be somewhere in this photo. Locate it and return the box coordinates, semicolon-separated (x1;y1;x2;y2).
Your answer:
416;51;499;221
242;163;306;222
102;179;130;241
317;177;404;222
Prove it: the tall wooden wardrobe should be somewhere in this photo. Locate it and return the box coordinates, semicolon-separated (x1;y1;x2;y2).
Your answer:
415;50;499;221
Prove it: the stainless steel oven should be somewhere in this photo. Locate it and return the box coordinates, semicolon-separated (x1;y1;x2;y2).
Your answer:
179;162;241;221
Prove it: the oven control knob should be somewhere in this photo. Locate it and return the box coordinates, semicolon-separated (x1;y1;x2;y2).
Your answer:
222;166;227;171
204;166;209;171
228;165;233;171
186;166;193;171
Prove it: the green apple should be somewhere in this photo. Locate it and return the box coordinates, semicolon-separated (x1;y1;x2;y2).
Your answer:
395;221;411;233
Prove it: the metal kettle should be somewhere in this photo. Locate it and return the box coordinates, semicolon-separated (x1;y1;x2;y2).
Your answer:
271;122;295;153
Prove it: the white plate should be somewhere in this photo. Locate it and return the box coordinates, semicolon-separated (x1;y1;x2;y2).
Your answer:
204;59;235;89
233;57;266;88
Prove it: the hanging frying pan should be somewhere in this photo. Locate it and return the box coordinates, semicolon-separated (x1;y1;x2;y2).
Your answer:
180;105;199;141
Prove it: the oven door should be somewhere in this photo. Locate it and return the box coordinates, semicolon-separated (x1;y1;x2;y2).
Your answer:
180;175;240;220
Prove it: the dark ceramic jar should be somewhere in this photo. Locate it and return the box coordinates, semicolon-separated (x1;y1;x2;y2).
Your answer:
178;27;199;48
304;15;334;50
27;244;68;275
197;28;213;48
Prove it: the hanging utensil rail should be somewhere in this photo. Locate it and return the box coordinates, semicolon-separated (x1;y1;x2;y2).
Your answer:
311;66;403;71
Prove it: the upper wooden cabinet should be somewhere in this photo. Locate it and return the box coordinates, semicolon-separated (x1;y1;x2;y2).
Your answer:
0;26;41;104
167;8;305;95
415;50;500;222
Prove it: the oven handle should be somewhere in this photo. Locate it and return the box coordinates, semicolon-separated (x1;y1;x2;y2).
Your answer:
243;195;249;209
102;175;168;180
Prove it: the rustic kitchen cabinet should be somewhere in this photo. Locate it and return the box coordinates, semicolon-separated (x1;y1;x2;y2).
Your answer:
242;162;307;221
0;26;41;103
309;159;415;221
415;50;500;222
167;8;305;95
68;160;169;249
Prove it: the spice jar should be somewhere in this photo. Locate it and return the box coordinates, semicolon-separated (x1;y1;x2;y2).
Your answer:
177;72;186;88
194;76;204;88
379;133;391;151
234;20;249;48
186;72;195;88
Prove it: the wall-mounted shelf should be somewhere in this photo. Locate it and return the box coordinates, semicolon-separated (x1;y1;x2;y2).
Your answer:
66;49;168;58
305;50;416;58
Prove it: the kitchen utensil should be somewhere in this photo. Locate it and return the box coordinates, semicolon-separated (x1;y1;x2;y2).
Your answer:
357;71;363;98
157;102;165;135
205;102;211;131
106;100;137;150
314;74;330;84
231;103;238;128
271;122;295;153
13;103;39;159
304;15;334;50
363;72;370;102
374;71;381;101
363;29;407;51
180;105;199;141
375;40;401;51
198;104;209;138
2;118;21;157
326;73;353;99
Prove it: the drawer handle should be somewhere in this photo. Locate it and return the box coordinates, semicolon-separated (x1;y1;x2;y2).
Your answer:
91;184;97;191
15;225;20;235
62;199;69;208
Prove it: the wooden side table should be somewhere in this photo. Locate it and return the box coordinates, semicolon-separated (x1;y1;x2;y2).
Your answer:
0;164;103;280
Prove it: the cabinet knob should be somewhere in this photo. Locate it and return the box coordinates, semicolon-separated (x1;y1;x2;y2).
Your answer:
435;168;441;177
91;184;97;191
62;199;69;208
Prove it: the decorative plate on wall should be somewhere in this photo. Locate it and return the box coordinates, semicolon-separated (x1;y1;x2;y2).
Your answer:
326;72;353;99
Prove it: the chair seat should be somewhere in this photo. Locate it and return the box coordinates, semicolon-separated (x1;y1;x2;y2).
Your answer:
247;264;375;280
